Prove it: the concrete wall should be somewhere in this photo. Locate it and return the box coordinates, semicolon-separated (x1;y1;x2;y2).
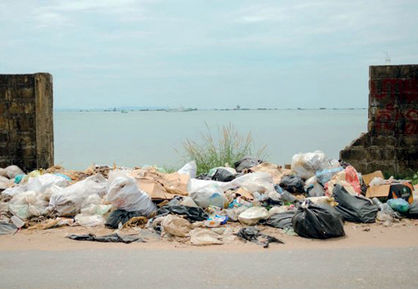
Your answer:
0;73;54;172
340;65;418;176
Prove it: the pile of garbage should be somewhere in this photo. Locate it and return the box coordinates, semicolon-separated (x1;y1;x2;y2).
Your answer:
1;151;417;247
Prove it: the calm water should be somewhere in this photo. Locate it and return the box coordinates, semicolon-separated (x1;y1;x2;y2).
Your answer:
54;110;367;170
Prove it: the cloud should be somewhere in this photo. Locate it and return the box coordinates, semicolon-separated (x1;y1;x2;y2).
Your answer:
30;0;151;28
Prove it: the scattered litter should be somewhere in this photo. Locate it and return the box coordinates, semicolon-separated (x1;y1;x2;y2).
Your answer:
236;227;284;248
161;215;191;237
0;222;17;235
0;150;416;247
190;228;223;245
67;233;144;243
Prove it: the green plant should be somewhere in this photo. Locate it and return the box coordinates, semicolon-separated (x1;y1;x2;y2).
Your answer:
181;123;267;175
411;172;418;185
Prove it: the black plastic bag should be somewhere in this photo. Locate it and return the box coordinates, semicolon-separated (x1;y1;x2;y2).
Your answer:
157;205;208;222
279;175;305;194
234;157;263;172
212;168;236;182
292;202;345;239
265;211;296;229
105;210;144;229
196;174;211;180
405;201;418;219
236;227;284;248
67;233;144;243
333;184;378;223
274;185;299;203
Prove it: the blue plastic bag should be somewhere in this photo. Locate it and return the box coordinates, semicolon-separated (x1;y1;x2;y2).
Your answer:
387;199;410;213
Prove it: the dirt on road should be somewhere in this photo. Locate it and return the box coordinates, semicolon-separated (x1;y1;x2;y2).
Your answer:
1;219;418;251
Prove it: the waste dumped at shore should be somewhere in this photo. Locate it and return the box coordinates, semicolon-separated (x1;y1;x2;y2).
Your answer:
1;154;417;248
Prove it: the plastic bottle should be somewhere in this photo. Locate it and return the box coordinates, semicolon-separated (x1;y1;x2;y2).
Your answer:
372;197;385;210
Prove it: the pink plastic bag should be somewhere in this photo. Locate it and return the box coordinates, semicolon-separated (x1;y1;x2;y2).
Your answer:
345;166;361;194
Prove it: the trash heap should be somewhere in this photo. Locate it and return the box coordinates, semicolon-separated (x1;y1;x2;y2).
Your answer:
0;151;417;247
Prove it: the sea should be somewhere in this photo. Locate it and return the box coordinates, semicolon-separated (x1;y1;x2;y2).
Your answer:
54;109;367;170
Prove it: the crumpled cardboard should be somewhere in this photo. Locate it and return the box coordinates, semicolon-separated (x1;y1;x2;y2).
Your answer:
131;168;189;200
247;162;291;184
363;170;385;187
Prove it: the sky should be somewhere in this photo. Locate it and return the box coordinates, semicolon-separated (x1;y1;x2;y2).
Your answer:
0;0;417;109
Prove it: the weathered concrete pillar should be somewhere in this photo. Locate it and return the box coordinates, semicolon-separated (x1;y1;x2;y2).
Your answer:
340;65;418;176
0;73;54;172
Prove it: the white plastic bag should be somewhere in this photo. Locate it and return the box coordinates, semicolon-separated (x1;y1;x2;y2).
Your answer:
190;183;227;209
5;165;24;179
2;185;26;197
75;214;105;227
26;174;69;194
106;175;156;215
49;174;108;216
187;178;235;195
0;168;7;177
0;175;11;190
231;172;275;194
238;206;268;225
80;194;111;216
291;151;328;179
177;161;197;178
8;191;49;219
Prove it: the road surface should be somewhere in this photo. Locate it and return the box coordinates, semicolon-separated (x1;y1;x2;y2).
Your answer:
1;246;417;289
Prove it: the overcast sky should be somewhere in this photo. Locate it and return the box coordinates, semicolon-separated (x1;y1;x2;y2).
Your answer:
1;0;417;109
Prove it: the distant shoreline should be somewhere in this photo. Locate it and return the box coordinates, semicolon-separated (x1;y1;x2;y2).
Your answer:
55;107;367;113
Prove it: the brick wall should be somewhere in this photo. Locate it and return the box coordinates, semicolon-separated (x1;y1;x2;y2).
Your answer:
0;73;54;172
340;65;418;176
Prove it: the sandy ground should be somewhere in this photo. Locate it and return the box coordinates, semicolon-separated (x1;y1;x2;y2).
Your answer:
1;218;418;251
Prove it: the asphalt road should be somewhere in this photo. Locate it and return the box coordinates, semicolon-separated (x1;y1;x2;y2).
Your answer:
1;247;417;289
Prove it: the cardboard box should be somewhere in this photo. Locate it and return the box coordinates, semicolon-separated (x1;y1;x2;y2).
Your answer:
362;170;384;186
366;184;391;199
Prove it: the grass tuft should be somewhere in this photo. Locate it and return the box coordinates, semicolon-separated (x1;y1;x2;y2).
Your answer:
181;123;267;175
